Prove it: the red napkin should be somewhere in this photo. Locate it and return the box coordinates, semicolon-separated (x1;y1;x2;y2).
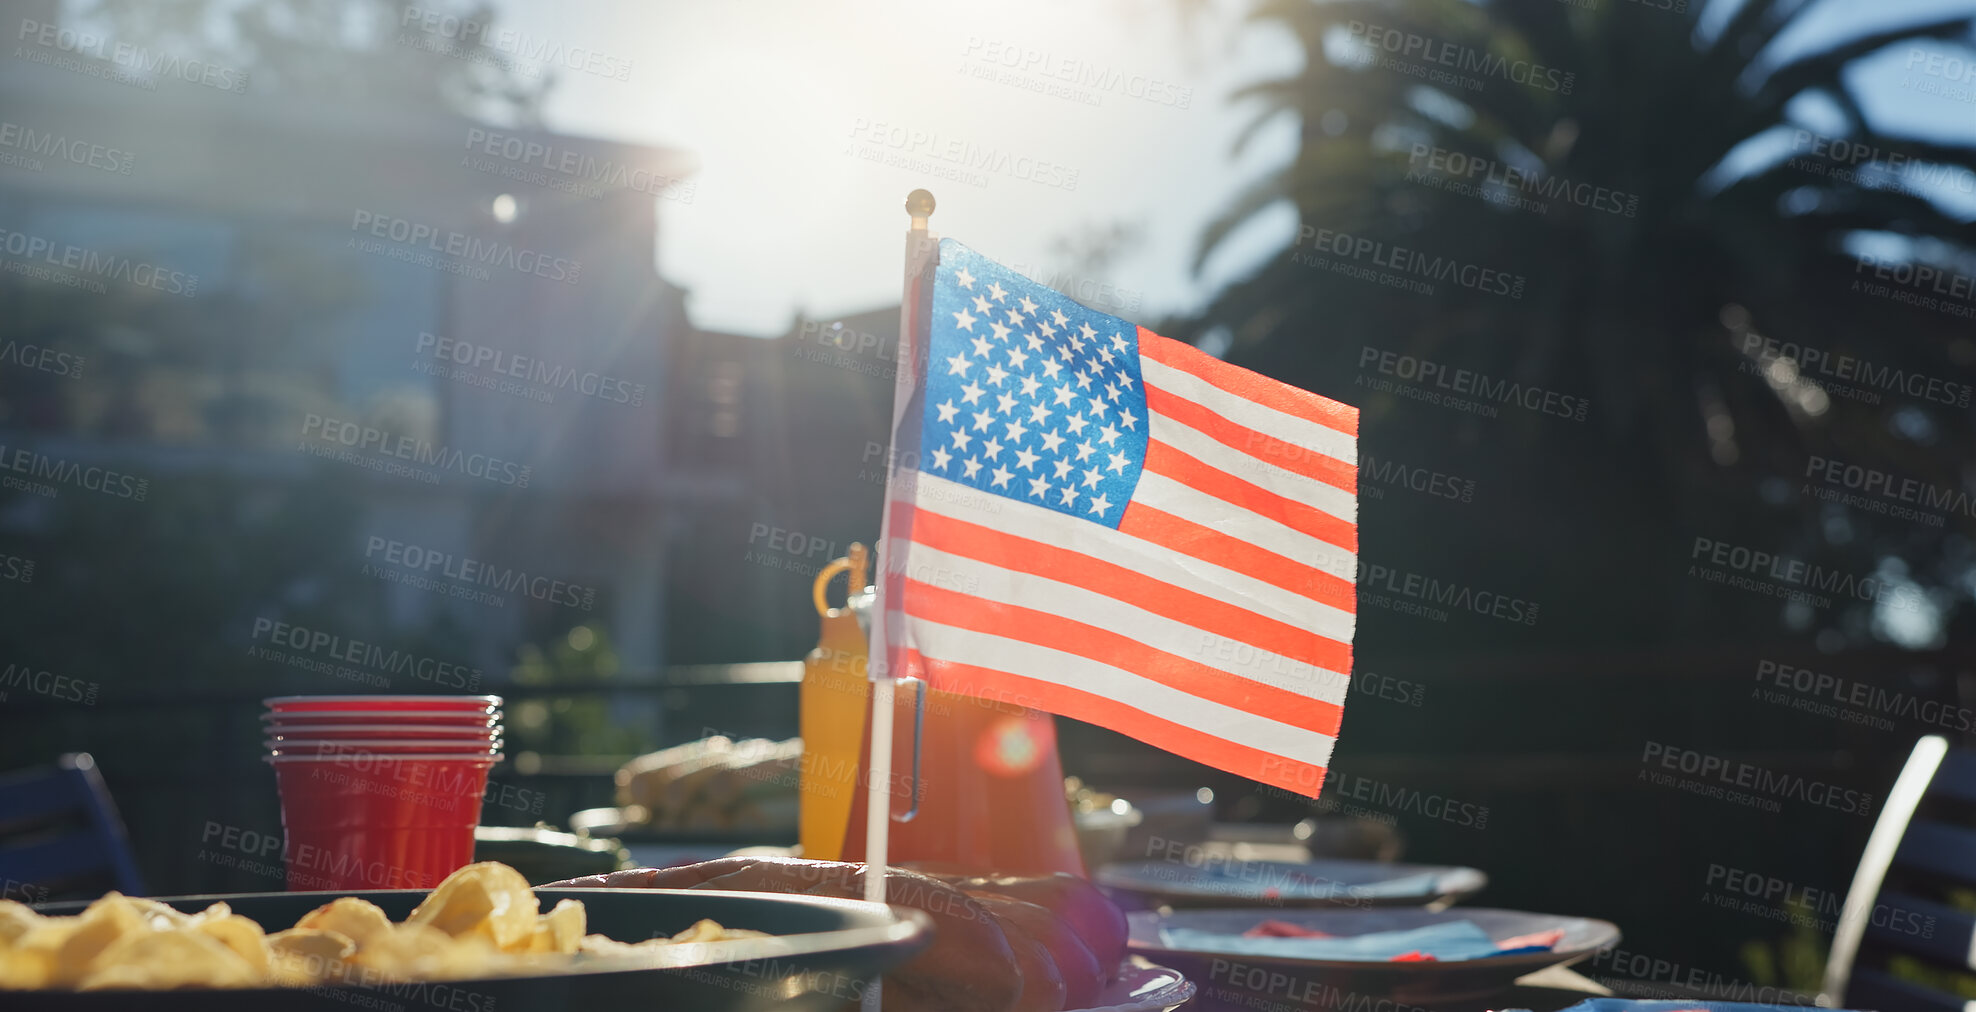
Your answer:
1240;921;1434;961
1242;920;1335;938
1237;920;1560;963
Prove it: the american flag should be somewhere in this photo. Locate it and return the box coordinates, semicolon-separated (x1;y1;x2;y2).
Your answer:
874;240;1357;797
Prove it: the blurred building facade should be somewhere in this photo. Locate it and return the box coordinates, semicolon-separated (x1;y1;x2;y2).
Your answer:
0;56;704;679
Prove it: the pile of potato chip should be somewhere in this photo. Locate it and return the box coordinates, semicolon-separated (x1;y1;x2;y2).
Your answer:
0;861;763;991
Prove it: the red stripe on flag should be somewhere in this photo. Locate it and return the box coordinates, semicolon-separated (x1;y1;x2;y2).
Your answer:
904;649;1331;798
900;578;1346;736
1138;328;1358;437
1144;385;1357;494
1117;502;1357;618
1145;441;1358;554
897;501;1354;673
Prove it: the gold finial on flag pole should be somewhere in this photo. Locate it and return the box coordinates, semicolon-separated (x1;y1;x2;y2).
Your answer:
906;188;935;231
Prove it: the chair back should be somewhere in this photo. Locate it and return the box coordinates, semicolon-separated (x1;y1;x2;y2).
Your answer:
1824;735;1976;1011
0;753;146;902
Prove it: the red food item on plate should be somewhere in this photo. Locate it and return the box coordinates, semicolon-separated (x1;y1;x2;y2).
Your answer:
1389;950;1437;962
1243;919;1336;938
1493;928;1565;950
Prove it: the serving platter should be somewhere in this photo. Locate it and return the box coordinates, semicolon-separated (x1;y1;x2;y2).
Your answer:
21;887;929;1012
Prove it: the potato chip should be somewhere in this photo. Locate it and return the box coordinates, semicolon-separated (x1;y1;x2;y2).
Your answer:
196;913;270;976
122;897;194;931
523;898;586;955
295;896;393;946
0;900;40;944
183;901;231;924
266;927;356;986
669;917;766;944
9;919;78;961
574;933;646;958
407;861;537;951
41;893;145;987
79;928;260;991
0;945;55;989
351;921;492;981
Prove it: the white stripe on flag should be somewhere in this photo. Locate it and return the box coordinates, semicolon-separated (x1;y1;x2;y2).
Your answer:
1148;411;1356;525
905;472;1352;634
895;620;1341;766
1133;471;1357;582
1141;358;1358;466
888;537;1352;701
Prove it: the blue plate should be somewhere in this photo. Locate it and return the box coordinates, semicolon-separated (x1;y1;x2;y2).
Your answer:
1096;857;1485;908
1130;906;1618;1006
1541;1004;1862;1012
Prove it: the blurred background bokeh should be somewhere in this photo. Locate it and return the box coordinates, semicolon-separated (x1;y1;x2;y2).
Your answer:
5;0;1976;999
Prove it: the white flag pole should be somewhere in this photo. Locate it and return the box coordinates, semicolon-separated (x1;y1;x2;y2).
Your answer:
860;190;937;1012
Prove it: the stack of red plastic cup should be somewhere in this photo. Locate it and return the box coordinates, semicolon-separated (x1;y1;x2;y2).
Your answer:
262;695;503;892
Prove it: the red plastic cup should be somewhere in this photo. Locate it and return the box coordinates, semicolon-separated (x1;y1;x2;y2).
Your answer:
265;695;502;713
266;739;503;757
263;723;502;740
262;711;500;727
270;753;496;891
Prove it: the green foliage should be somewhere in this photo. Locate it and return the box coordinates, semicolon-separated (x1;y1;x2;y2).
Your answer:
1735;899;1828;998
508;625;655;757
1188;0;1976;643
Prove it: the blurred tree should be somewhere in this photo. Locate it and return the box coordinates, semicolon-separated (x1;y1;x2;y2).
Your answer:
73;0;552;122
1186;0;1976;647
509;624;653;756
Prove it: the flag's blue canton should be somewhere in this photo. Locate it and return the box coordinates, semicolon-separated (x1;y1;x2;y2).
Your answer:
920;239;1148;530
